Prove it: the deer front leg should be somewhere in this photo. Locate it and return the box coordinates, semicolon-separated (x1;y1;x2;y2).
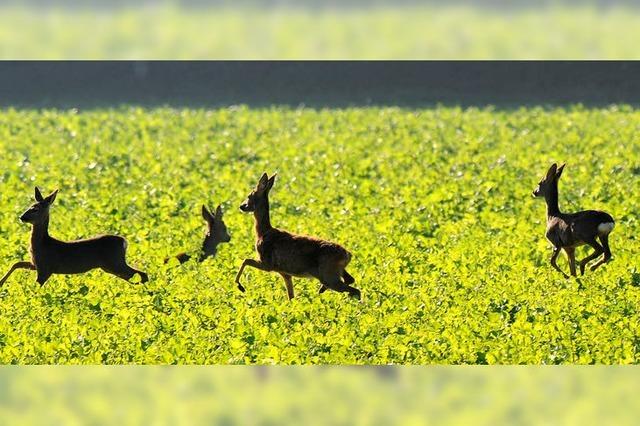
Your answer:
235;259;271;293
279;273;295;300
550;247;568;278
564;247;577;277
0;261;35;287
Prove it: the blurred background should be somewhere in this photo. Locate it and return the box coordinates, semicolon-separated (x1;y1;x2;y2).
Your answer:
0;366;638;424
1;0;639;58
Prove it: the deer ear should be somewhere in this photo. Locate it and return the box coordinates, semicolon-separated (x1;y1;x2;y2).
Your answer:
202;204;213;222
45;189;58;205
35;187;44;202
266;173;277;191
215;204;223;218
257;173;269;190
546;163;558;180
555;163;566;180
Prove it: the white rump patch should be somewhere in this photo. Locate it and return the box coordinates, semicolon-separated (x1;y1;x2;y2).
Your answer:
598;222;615;235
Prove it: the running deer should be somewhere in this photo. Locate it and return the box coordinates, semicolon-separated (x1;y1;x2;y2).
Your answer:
164;204;231;264
235;173;361;300
0;187;148;287
532;163;615;277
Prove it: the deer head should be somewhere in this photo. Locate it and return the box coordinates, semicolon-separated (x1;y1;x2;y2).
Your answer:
532;163;565;198
239;173;276;213
201;204;231;254
20;187;58;225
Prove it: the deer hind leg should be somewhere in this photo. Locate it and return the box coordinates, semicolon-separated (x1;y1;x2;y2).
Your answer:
0;261;35;287
579;238;604;275
321;269;355;294
320;275;361;300
102;263;148;283
102;251;148;283
318;262;361;300
342;269;355;285
590;234;612;272
279;273;295;300
564;247;577;277
550;246;568;278
130;266;149;283
102;240;149;283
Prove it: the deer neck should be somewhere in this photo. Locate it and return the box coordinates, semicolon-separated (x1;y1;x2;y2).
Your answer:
544;183;561;217
200;244;218;261
31;217;50;246
254;198;272;238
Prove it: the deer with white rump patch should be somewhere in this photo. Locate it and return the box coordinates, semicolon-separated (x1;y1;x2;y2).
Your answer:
0;187;148;287
532;163;615;277
235;173;360;300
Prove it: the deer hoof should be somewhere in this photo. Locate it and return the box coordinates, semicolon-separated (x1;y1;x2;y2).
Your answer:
237;284;246;293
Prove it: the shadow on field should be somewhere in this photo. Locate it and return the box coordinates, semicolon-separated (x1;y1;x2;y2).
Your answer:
1;62;639;109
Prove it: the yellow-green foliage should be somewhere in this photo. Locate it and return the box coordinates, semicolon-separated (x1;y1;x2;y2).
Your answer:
0;106;638;364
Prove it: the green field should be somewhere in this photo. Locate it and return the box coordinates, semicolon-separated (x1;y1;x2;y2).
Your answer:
1;5;640;58
0;106;638;364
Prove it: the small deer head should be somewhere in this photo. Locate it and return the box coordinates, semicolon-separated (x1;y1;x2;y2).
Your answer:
200;204;230;258
20;187;58;225
532;163;565;198
239;173;276;213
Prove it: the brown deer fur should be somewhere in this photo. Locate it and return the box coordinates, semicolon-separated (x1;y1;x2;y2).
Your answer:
0;187;148;287
533;163;615;277
235;173;360;300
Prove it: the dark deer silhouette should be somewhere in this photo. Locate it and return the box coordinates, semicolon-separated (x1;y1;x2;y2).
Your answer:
165;204;231;264
235;173;360;300
0;187;148;287
533;163;615;277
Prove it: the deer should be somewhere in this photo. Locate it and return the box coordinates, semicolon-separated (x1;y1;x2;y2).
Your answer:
164;204;231;265
532;163;615;278
0;187;148;287
235;173;361;300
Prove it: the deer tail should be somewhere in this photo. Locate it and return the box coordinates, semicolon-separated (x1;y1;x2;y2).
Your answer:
597;222;615;235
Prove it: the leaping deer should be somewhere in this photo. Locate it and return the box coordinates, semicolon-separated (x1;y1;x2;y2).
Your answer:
235;173;361;300
532;163;615;277
0;187;148;287
165;204;231;264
